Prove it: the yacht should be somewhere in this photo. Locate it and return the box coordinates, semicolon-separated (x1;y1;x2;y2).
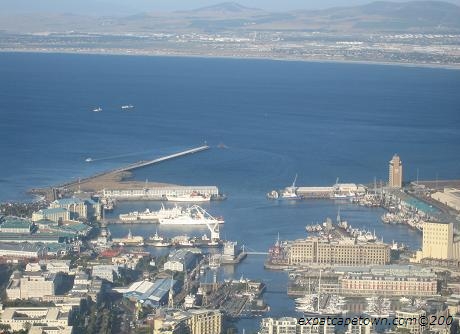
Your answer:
92;107;102;112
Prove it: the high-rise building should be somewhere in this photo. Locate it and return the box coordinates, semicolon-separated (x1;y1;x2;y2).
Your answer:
389;154;403;188
422;222;453;260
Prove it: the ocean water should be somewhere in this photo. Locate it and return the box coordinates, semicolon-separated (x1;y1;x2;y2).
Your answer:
1;53;460;331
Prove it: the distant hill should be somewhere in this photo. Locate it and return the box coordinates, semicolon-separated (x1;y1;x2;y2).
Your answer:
0;0;459;33
191;2;262;13
291;1;460;31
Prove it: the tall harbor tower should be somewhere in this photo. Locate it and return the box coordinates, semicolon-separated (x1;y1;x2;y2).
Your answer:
388;154;403;188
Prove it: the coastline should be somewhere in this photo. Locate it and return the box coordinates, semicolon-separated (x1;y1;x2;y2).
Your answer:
1;48;459;71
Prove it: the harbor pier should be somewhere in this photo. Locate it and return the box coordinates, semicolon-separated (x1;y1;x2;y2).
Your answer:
29;145;211;200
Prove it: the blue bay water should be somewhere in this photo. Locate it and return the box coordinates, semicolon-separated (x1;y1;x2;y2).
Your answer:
1;53;459;331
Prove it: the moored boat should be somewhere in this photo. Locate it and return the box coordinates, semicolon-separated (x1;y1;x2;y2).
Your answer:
158;205;224;225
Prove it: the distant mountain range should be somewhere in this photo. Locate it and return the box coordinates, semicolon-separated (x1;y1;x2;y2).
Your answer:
1;1;459;33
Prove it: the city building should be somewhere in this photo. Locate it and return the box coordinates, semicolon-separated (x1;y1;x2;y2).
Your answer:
0;217;33;233
152;309;222;334
103;186;219;200
6;270;62;300
48;197;102;221
340;266;438;297
32;208;70;223
0;242;47;259
44;260;71;274
186;309;222;334
259;317;335;334
345;323;373;334
114;278;179;307
287;237;390;266
164;249;201;272
389;154;403;188
0;307;71;332
431;188;460;211
422;222;453;260
395;308;426;334
92;264;119;283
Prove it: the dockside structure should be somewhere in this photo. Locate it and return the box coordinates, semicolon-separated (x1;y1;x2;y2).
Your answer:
288;237;390;266
103;186;219;200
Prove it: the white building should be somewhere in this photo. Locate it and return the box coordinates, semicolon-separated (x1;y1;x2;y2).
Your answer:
259;317;335;334
32;208;70;223
6;271;60;300
0;243;47;259
395;308;426;334
164;249;200;272
44;260;71;274
103;186;219;199
0;307;71;332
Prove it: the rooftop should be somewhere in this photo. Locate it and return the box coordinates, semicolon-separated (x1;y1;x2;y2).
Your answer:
39;208;69;215
53;198;85;206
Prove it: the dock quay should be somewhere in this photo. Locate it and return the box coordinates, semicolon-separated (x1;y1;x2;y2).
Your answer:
102;185;219;200
109;145;209;174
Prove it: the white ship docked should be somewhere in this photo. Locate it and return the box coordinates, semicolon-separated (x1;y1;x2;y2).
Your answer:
158;205;224;225
165;192;211;202
119;204;183;221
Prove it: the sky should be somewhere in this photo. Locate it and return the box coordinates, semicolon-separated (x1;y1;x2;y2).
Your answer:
1;0;459;15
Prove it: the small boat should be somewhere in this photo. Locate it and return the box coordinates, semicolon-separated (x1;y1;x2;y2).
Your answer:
280;174;303;200
266;190;279;200
121;105;134;110
85;158;93;162
92;107;102;112
149;231;172;247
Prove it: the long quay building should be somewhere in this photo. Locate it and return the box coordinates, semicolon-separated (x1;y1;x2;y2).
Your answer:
287;237;390;266
338;265;439;297
103;185;219;200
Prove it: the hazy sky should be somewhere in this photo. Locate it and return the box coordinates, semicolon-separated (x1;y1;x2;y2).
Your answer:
1;0;459;15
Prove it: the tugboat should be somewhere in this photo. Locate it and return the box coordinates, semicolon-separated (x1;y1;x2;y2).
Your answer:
148;230;171;247
280;174;303;200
